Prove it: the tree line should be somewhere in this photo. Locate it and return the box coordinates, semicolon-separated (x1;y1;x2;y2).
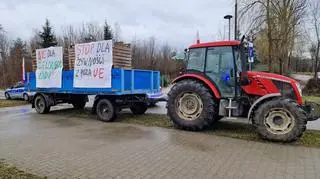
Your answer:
240;0;320;77
0;19;183;88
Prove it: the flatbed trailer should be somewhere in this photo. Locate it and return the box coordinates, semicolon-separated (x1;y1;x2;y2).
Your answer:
26;68;160;121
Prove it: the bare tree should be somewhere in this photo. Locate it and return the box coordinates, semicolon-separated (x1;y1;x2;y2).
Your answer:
61;25;78;46
113;22;122;42
310;0;320;78
240;0;308;75
0;26;11;87
131;36;183;80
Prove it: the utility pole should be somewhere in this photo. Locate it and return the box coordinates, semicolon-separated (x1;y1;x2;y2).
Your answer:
234;0;238;40
224;15;233;40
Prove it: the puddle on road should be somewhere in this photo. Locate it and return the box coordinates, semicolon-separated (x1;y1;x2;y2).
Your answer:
52;118;82;127
167;132;220;152
82;125;155;142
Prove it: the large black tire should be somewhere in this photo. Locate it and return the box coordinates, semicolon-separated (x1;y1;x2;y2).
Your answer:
167;80;218;131
4;92;10;100
96;99;117;122
252;98;307;142
130;102;148;115
34;95;51;114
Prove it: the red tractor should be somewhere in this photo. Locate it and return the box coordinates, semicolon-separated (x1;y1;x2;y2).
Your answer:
167;38;319;142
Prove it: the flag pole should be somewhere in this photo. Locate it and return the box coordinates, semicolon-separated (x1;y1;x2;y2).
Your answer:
22;57;25;81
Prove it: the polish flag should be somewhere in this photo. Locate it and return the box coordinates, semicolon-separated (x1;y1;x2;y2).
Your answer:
22;57;25;81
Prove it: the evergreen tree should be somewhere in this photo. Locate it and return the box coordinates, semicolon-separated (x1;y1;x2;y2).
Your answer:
103;20;113;40
38;19;57;48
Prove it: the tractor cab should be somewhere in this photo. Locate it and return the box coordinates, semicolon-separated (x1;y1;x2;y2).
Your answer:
184;40;245;98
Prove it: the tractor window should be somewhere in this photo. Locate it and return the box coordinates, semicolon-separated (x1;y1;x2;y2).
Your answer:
234;47;242;77
187;48;205;72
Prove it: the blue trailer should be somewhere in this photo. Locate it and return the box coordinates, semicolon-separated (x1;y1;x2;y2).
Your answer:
26;68;160;122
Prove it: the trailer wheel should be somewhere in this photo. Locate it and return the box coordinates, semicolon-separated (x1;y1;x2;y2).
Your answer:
34;95;50;114
130;102;148;115
96;99;117;122
253;98;307;142
167;80;217;131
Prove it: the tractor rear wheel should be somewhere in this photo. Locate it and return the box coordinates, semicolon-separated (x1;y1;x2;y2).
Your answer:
252;98;307;142
167;80;218;131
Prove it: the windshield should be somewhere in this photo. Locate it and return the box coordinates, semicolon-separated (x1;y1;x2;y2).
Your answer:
186;48;205;72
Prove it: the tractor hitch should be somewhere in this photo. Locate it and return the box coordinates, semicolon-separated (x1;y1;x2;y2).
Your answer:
302;101;320;121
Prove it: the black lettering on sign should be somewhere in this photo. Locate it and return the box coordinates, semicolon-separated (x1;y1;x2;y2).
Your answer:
96;42;110;53
80;68;92;78
47;49;55;58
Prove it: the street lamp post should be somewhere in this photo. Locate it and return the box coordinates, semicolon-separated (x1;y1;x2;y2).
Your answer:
235;0;238;40
224;15;233;40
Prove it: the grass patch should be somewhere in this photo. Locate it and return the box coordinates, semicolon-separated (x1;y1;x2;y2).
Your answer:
0;160;45;179
0;99;27;108
296;72;314;76
303;96;320;103
52;108;320;148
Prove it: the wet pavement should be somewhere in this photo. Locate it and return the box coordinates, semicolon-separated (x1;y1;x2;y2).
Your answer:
0;103;320;178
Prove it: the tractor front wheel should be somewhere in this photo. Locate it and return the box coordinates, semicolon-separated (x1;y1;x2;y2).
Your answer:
253;98;307;142
167;80;218;131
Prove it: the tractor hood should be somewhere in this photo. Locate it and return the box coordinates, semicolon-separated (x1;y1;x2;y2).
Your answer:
243;71;303;105
247;71;297;83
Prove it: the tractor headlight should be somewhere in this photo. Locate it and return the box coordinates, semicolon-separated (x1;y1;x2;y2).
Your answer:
295;82;302;97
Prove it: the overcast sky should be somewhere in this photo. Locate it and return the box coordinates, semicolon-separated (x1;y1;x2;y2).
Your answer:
0;0;235;49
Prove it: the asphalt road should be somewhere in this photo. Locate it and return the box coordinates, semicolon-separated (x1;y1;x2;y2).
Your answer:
1;105;319;179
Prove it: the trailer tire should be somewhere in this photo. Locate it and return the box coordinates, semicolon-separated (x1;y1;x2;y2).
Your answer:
96;99;117;122
253;98;307;142
167;79;217;131
130;102;148;115
34;95;50;114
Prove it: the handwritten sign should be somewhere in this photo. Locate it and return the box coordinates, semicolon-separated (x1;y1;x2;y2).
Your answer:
73;40;113;88
36;47;63;88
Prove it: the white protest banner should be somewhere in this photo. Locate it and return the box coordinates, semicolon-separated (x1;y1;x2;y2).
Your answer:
36;47;63;88
73;40;113;88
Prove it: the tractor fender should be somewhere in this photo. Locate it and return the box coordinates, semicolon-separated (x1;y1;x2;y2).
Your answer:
172;74;221;99
247;93;281;120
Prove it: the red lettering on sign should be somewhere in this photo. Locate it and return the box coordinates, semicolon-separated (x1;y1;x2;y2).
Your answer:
93;68;104;79
93;68;98;78
76;44;82;55
37;50;46;60
99;68;104;79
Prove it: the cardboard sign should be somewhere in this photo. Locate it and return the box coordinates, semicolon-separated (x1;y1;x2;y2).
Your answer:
73;40;113;88
36;47;63;88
